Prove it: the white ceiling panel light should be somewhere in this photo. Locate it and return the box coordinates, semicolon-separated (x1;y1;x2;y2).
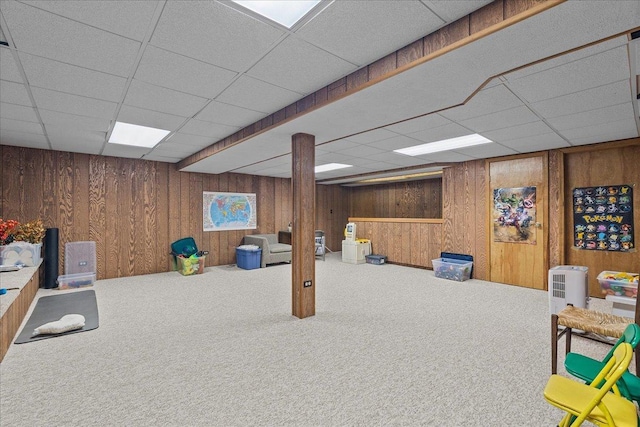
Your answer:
394;133;492;156
231;1;321;28
108;121;170;148
315;163;352;173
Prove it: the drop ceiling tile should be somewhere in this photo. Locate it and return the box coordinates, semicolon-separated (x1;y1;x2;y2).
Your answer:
45;125;106;153
414;151;476;163
135;45;238;98
547;102;635;132
337;145;386;158
502;132;570;152
179;119;239;140
1;1;140;76
39;109;110;132
383;114;451;134
102;143;150;159
141;154;182;163
0;117;43;134
407;122;473;144
19;53;127;102
240;165;289;176
234;157;290;174
216;75;302;114
457;106;540;133
150;144;197;157
483;121;555;143
21;0;160;41
247;36;356;95
341;156;391;168
0;130;48;149
453;143;518;159
317;139;362;152
366;135;424;151
195;101;265;127
0;80;33;107
506;46;630;103
164;132;215;149
315;151;355;165
117;105;186;132
0;102;39;122
420;0;492;22
561;118;638;145
364;152;430;167
439;84;524;122
530;80;631;119
150;1;285;71
344;128;398;144
124;80;209;117
356;161;401;170
505;35;628;81
31;87;117;119
0;47;22;83
296;1;444;66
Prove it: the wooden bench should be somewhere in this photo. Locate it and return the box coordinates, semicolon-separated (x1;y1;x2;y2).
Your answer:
551;302;640;375
0;263;42;362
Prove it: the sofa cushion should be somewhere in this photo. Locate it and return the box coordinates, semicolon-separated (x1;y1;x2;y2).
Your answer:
270;243;292;253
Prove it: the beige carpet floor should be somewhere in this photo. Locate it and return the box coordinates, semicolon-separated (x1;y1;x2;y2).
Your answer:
0;252;627;426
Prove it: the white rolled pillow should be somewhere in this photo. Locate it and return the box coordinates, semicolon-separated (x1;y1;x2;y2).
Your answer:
32;314;85;336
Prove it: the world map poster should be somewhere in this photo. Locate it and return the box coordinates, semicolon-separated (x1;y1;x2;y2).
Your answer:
573;185;634;252
203;192;257;231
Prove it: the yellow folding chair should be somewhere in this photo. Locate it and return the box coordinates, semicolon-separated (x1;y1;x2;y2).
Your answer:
544;342;637;427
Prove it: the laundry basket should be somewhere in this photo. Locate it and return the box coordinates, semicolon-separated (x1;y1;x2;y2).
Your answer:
170;237;208;271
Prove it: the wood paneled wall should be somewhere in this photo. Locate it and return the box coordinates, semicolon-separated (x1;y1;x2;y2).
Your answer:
348;178;442;219
442;160;489;280
349;219;442;268
561;142;640;297
0;146;349;280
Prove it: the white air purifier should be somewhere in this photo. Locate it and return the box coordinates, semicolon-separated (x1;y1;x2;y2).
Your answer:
549;265;589;315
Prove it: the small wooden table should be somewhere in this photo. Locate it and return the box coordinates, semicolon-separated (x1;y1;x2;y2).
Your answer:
278;230;292;245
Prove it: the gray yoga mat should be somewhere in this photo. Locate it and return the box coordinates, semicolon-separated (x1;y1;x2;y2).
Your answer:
15;290;99;344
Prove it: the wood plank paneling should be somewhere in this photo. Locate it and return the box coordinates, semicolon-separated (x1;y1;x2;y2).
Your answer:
72;153;90;241
57;152;74;272
350;179;442;219
2;147;347;280
0;266;40;362
204;173;219;266
548;150;564;269
564;144;640;296
89;156;106;278
440;161;488;279
470;0;504;34
291;133;315;319
489;154;548;290
1;146;20;219
350;219;443;268
104;156;119;279
142;161;156;274
474;160;488;278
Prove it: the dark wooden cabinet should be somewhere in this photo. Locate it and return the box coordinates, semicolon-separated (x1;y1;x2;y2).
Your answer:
278;230;292;245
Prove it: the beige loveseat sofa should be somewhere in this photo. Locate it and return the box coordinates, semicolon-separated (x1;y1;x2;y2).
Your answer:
243;234;292;268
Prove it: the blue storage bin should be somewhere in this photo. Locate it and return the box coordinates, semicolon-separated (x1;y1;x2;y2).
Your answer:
236;248;262;270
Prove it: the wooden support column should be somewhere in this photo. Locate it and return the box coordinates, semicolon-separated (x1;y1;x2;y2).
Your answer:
291;133;315;319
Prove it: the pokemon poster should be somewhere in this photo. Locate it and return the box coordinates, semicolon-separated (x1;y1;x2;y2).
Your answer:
573;185;634;252
493;187;537;244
